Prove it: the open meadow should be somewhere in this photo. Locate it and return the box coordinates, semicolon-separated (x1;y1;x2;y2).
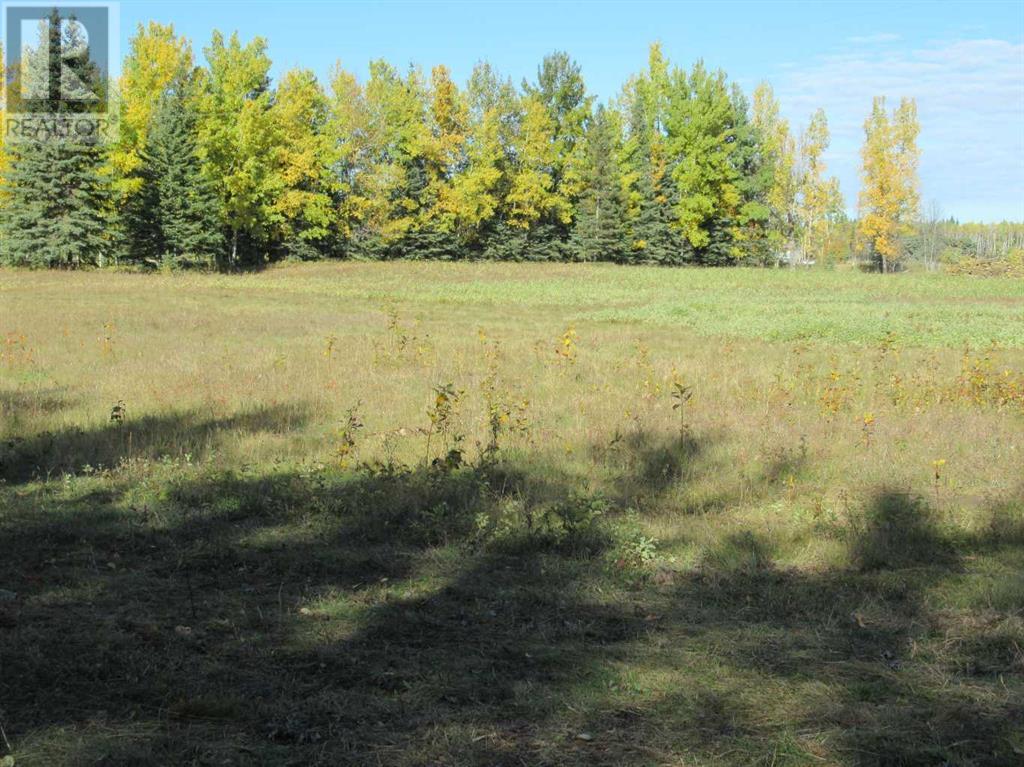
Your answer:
1;262;1023;766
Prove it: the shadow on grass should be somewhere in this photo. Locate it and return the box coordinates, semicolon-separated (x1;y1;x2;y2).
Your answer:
0;387;75;418
0;425;1021;765
849;488;957;570
0;404;309;484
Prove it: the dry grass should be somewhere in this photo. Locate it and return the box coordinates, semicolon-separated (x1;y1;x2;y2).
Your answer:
1;262;1022;765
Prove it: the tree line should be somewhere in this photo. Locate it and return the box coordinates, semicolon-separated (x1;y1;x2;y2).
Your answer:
0;18;944;271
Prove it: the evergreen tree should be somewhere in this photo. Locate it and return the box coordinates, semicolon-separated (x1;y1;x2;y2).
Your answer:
570;105;628;262
0;11;110;267
724;85;772;265
621;66;687;265
125;85;223;267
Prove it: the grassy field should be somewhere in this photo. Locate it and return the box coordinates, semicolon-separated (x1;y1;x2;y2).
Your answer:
1;262;1022;766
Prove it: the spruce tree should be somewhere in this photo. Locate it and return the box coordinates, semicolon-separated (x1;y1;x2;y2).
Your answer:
697;86;770;266
570;105;628;262
124;85;224;268
0;11;110;267
623;96;687;265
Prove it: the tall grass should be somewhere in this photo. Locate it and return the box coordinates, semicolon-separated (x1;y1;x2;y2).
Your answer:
0;263;1021;765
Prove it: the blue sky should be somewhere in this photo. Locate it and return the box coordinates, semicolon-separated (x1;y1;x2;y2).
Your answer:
84;1;1024;220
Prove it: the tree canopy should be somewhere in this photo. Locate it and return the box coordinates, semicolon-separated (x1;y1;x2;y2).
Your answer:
0;21;939;271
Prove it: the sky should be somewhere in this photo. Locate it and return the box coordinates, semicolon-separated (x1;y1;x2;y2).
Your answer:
19;0;1024;221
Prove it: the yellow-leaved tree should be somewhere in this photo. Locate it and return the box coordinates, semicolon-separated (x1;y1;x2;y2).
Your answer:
505;95;569;229
327;63;369;244
271;68;336;258
858;96;920;272
109;23;194;202
421;65;468;237
751;82;798;261
798;108;844;264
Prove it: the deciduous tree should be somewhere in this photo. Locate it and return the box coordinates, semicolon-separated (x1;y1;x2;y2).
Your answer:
272;68;336;259
858;96;920;271
109;23;194;202
666;61;742;263
798;108;844;265
751;82;797;262
196;31;279;266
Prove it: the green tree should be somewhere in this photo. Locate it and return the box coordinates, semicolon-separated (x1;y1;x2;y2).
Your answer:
272;68;336;259
570;104;628;261
332;60;441;258
0;11;110;267
665;61;742;264
327;63;370;252
392;64;469;260
436;68;505;250
196;31;279;267
0;41;9;211
492;94;570;260
124;83;224;267
523;52;592;234
620;49;686;264
109;23;194;203
727;84;772;264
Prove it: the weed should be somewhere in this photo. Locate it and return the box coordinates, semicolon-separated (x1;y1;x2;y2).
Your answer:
372;304;431;365
336;402;364;468
100;321;116;356
1;333;34;367
631;341;662;404
425;382;464;468
322;334;337;359
478;333;524;458
861;412;875;448
554;324;578;365
670;372;694;440
610;510;659;576
818;362;855;419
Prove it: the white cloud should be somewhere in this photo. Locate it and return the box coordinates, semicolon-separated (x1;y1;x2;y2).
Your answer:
772;38;1024;222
